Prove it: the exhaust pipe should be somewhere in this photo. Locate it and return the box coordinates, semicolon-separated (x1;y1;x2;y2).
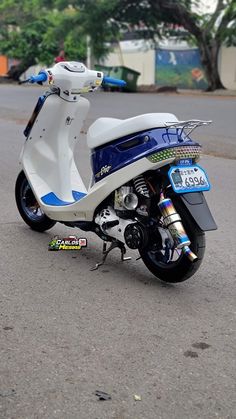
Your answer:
183;245;198;262
158;193;198;262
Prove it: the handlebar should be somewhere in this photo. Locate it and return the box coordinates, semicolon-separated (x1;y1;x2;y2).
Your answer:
19;71;48;85
19;70;126;89
29;72;48;83
103;76;126;87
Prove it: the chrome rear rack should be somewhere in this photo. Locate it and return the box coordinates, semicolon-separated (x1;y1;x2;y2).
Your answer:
164;119;212;138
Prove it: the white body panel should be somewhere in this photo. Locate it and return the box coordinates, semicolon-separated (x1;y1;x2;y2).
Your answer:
21;94;89;204
20;94;176;222
39;156;174;222
87;113;178;149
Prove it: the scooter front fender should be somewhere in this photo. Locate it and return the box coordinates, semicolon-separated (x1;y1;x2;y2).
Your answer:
171;192;217;231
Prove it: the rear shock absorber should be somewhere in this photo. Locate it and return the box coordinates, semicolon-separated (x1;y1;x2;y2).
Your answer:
133;175;150;197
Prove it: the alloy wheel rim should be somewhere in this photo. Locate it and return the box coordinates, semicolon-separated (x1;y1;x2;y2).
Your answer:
21;179;44;221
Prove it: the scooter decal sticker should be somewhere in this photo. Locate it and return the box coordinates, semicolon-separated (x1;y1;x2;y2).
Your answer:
95;165;112;179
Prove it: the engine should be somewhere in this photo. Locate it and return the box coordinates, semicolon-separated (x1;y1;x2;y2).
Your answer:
94;176;151;249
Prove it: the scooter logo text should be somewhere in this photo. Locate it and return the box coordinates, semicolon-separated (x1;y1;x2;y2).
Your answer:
48;235;87;251
95;165;112;179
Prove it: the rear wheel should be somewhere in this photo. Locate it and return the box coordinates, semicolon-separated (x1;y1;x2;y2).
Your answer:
139;197;205;283
15;171;56;232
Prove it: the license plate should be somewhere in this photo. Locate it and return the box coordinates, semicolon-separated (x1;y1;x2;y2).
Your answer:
168;164;211;193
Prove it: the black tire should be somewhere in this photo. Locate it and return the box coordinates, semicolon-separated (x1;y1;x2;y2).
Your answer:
15;171;56;232
139;196;205;283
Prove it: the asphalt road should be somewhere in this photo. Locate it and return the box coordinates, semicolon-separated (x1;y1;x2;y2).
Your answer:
0;86;236;419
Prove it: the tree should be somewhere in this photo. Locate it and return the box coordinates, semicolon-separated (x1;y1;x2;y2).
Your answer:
111;0;236;90
0;0;87;79
0;0;118;80
0;1;55;78
61;0;120;61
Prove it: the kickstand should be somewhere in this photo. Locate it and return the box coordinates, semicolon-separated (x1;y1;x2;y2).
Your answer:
90;241;131;271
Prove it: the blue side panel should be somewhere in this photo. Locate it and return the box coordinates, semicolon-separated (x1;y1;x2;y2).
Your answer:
91;127;200;182
41;191;86;206
41;192;69;206
72;190;87;201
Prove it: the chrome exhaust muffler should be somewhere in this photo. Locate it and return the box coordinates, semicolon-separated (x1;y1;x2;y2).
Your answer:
158;193;198;262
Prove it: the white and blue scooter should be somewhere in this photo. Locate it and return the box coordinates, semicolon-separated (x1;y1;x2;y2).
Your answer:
15;61;217;283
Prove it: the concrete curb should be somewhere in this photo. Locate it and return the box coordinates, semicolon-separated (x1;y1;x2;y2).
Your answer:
137;85;236;97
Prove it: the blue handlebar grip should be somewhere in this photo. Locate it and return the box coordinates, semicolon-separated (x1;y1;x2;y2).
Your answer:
103;76;126;87
29;71;48;84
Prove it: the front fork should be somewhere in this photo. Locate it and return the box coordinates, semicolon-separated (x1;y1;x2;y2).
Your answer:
158;192;197;262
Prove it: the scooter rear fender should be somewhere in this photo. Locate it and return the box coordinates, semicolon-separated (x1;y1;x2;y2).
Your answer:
170;191;217;231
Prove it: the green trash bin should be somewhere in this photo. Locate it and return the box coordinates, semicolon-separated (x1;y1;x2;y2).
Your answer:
109;66;140;92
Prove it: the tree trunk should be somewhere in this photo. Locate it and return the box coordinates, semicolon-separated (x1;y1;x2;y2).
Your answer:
197;36;224;91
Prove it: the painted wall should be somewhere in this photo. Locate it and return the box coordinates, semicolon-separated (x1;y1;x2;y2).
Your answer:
218;46;236;91
103;43;236;91
155;48;208;89
102;47;155;86
102;44;208;89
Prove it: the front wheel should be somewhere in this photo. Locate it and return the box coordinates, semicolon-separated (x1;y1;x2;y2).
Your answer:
15;171;56;232
139;197;205;283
